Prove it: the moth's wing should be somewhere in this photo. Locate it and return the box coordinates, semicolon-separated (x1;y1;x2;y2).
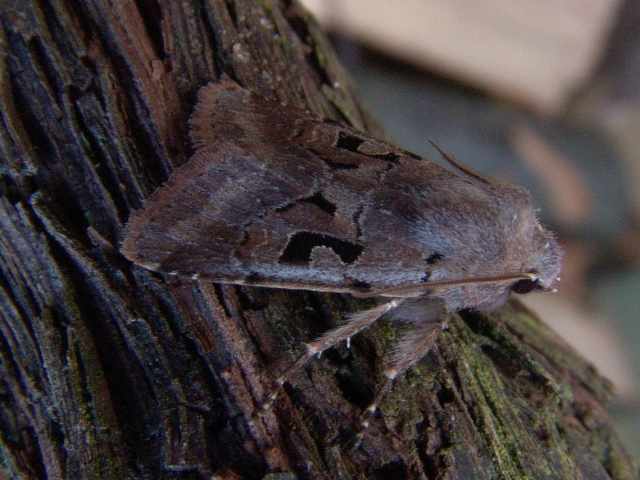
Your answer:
122;80;509;295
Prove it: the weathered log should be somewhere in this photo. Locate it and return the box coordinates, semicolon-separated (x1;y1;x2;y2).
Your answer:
0;1;636;478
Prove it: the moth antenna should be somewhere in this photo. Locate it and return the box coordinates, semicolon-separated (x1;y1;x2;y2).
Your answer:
259;299;404;411
429;140;491;185
368;272;538;298
427;271;538;290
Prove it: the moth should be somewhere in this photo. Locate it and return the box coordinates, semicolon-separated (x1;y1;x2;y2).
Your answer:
122;79;562;429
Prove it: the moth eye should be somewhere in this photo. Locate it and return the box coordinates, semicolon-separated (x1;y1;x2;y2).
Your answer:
511;279;540;294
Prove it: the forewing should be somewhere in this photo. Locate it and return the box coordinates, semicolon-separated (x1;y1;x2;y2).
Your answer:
122;80;489;294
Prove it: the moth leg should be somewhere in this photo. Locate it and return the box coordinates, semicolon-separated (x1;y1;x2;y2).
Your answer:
357;318;443;437
260;299;403;411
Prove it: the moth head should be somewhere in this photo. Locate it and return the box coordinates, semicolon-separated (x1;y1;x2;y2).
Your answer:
489;182;563;296
513;220;563;295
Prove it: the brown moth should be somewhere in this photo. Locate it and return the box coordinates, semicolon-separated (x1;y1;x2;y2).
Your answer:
122;79;562;428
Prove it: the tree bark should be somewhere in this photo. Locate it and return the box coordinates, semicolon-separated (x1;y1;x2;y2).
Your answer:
0;1;636;479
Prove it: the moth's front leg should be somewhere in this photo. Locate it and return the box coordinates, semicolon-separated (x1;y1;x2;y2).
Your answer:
343;299;447;446
363;318;443;420
259;299;403;411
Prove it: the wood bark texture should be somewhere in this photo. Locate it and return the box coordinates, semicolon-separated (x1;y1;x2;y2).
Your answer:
0;1;636;479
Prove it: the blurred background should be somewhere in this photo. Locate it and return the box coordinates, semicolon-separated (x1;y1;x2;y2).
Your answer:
301;0;640;458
